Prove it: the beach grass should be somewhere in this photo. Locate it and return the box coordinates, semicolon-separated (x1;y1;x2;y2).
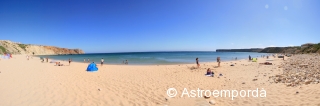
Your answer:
18;44;27;51
312;43;320;51
0;46;7;53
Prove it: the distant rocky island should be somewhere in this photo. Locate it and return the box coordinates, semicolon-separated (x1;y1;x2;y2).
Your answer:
216;43;320;54
0;40;84;55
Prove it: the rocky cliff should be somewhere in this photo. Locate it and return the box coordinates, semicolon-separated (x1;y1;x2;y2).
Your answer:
0;40;84;55
216;48;264;52
260;43;320;54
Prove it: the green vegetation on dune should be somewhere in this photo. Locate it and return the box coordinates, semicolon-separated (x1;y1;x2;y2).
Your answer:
313;43;320;51
260;42;320;54
18;44;27;51
0;46;7;53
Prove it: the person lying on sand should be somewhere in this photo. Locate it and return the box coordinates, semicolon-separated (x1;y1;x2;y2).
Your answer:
259;62;272;65
59;62;64;66
55;62;64;66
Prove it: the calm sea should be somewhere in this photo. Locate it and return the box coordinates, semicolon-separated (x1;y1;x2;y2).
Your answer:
36;52;269;65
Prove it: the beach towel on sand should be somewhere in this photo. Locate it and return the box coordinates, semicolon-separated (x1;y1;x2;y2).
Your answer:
252;58;257;62
205;72;214;77
87;63;98;72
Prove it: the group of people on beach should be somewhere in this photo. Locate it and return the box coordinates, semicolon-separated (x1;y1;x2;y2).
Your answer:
84;58;130;65
196;57;221;77
83;58;104;66
38;56;73;66
40;57;49;62
0;53;12;60
196;57;221;68
123;60;128;64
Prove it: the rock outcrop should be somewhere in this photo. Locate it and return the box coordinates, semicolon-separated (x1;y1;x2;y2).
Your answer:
0;40;84;55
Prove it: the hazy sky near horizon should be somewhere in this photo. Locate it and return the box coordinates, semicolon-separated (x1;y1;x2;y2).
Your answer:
0;0;319;53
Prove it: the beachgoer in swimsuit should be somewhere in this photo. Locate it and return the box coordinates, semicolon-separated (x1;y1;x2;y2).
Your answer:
196;58;200;68
207;68;212;75
69;58;72;65
206;68;214;77
101;58;104;66
217;57;221;67
58;62;64;66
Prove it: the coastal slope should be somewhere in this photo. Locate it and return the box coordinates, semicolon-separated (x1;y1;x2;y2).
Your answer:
260;43;320;54
0;40;84;55
215;43;320;54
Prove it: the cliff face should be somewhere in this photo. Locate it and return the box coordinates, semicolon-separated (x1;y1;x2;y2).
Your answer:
0;40;84;55
216;48;263;52
260;43;320;54
259;47;300;54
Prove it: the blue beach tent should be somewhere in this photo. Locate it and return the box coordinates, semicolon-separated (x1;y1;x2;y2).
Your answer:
86;63;98;72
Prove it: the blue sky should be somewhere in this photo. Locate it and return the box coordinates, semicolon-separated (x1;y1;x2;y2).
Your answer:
0;0;319;53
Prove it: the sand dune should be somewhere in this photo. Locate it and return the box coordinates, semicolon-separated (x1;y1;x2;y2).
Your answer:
0;55;319;106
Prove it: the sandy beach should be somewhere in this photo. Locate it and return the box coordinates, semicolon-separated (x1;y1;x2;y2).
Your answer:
0;55;319;106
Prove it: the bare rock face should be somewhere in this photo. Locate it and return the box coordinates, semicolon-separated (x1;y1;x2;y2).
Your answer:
0;40;84;55
269;54;320;87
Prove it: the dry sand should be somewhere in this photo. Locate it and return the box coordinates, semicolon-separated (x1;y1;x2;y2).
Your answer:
0;55;319;106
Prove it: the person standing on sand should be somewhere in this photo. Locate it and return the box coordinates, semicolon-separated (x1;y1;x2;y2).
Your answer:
68;58;72;66
27;55;29;60
84;58;86;62
46;57;48;62
249;55;251;61
88;58;90;63
101;58;104;66
196;58;200;68
217;57;221;67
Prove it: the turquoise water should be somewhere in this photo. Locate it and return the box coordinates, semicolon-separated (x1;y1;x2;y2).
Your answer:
37;52;269;65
